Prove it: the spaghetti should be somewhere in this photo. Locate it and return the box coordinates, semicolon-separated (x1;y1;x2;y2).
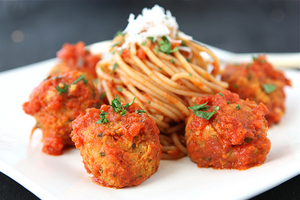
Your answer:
95;5;228;159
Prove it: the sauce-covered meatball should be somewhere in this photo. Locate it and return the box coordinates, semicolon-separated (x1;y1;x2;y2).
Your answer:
221;55;291;126
50;41;100;79
185;90;271;170
23;70;100;155
71;98;162;188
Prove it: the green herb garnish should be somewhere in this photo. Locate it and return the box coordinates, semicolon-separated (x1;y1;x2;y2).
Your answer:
70;74;87;86
116;87;122;92
96;110;109;124
188;102;210;111
158;36;178;54
262;84;277;93
141;41;147;46
111;95;122;113
233;84;238;89
236;104;241;110
169;60;174;64
219;93;224;97
100;92;106;100
123;97;136;111
120;109;127;117
147;37;155;43
114;30;124;37
55;83;69;95
135;109;146;115
188;101;219;120
112;63;118;71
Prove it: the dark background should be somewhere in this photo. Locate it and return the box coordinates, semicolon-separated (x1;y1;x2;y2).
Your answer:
0;1;299;199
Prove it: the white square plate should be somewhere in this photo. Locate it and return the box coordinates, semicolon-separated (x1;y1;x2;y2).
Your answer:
0;52;299;200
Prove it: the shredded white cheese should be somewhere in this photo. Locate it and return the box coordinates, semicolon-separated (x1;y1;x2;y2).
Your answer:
122;5;192;48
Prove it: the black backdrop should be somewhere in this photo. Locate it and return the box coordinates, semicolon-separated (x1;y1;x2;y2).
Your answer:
0;1;299;199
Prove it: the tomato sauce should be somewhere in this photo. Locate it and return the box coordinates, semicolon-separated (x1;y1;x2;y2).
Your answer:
186;90;271;170
23;70;100;155
71;102;161;188
56;41;100;78
221;55;291;126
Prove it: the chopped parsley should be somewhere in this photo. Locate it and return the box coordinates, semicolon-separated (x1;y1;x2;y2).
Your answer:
219;93;224;97
119;49;123;55
252;55;257;61
158;36;178;54
112;42;121;47
116;87;122;92
233;84;238;89
189;73;192;76
181;41;187;46
70;74;87;86
188;101;219;120
55;74;87;95
120;109;127;117
111;95;136;117
262;84;277;93
100;92;106;100
236;104;241;110
169;59;174;64
112;63;118;71
135;109;146;115
188;102;210;111
96;110;109;124
147;37;155;43
111;95;122;113
123;97;136;111
227;101;230;104
55;83;68;95
186;58;191;63
114;30;124;37
141;41;147;46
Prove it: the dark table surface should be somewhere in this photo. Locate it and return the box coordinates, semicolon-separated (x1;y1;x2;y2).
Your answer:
0;1;299;199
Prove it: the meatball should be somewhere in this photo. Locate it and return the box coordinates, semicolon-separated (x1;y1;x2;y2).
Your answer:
49;41;100;79
71;99;162;188
23;70;100;155
221;55;291;126
185;90;271;170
